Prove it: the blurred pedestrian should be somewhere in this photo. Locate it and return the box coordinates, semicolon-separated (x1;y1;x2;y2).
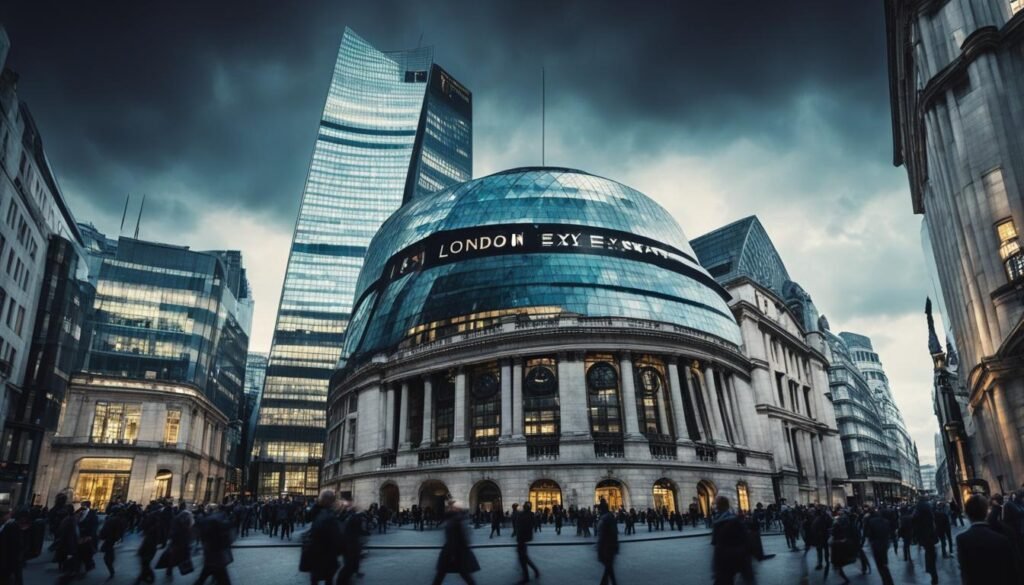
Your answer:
515;502;540;583
957;494;1020;585
710;496;752;585
430;500;479;585
596;501;618;585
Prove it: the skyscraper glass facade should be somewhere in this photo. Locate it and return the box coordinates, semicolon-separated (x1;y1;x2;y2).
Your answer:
82;237;251;420
254;28;471;497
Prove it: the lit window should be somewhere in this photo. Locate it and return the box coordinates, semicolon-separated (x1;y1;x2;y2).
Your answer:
164;409;181;444
996;218;1024;281
736;483;750;513
1012;0;1024;15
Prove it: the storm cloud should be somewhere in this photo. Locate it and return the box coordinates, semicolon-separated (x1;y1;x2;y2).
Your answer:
0;1;941;462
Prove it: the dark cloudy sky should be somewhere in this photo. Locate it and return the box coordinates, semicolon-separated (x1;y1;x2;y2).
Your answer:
0;1;942;463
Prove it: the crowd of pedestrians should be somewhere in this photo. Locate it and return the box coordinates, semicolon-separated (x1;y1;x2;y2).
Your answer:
5;487;1024;584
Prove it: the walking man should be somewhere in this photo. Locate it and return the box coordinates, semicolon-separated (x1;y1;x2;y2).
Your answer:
710;496;753;585
431;501;479;585
515;502;540;583
863;507;895;585
596;501;618;585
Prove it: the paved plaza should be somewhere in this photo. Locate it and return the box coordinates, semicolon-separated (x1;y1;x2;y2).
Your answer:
24;523;968;585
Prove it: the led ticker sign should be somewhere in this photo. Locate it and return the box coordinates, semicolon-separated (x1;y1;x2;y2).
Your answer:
374;223;728;301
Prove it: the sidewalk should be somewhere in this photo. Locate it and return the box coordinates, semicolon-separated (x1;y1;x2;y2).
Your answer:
229;522;781;549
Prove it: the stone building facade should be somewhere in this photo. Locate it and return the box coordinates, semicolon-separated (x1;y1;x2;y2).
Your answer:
887;0;1024;493
322;168;847;515
38;375;231;506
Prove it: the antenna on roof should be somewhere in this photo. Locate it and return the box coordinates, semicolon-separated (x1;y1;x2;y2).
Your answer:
119;193;131;235
417;33;423;48
133;194;146;239
541;66;546;166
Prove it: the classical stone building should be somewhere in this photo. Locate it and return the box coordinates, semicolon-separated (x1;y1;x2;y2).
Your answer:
692;217;848;506
887;0;1024;493
38;374;233;506
323;168;846;515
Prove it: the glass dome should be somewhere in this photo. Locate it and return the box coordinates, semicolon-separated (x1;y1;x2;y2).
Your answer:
343;167;741;360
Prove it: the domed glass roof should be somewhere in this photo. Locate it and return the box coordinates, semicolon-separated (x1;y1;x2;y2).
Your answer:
342;167;741;360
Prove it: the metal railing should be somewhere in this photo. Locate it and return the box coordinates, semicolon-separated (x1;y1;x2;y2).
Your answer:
695;443;717;463
380;452;396;469
647;435;677;460
593;433;624;458
470;445;499;463
526;436;560;461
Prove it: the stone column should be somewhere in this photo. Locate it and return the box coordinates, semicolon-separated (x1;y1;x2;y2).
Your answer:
500;361;513;439
702;365;727;443
993;384;1023;486
558;353;589;438
667;359;689;442
384;385;396;451
398;382;410;450
656;386;671;437
358;386;381;457
453;369;466;444
512;359;524;438
422;376;433;446
681;364;703;441
619;353;642;438
719;375;738;444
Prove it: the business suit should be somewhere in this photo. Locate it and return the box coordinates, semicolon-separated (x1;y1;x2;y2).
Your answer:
956;522;1021;585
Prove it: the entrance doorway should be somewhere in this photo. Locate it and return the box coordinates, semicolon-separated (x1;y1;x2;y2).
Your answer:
652;478;677;512
470;480;502;513
528;479;562;512
419;480;450;518
74;458;133;505
697;480;716;517
380;483;399;511
595;479;625;510
154;469;173;500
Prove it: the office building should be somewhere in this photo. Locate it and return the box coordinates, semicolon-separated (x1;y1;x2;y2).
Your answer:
38;232;252;506
253;27;471;497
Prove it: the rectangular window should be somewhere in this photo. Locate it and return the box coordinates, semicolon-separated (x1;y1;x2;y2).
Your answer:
90;402;142;444
14;306;24;337
775;373;785;407
164;409;181;444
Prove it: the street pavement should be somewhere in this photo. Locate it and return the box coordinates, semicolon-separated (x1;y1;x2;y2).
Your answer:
24;522;968;584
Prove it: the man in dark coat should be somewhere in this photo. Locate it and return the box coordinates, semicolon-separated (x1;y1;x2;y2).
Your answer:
0;508;29;585
490;507;502;539
135;509;161;585
99;507;127;579
863;507;894;585
957;494;1021;585
55;508;80;585
336;500;365;585
302;490;342;585
911;498;939;585
514;502;540;583
933;501;953;557
194;507;234;585
710;496;752;585
596;501;618;585
157;509;193;578
77;501;99;573
431;501;479;585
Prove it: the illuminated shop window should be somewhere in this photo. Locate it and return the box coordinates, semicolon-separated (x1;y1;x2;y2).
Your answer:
90;402;141;444
996;217;1024;281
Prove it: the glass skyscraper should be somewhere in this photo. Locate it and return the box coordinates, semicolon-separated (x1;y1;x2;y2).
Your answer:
253;28;471;497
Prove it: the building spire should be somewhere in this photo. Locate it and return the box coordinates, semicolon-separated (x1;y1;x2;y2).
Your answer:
925;297;942;355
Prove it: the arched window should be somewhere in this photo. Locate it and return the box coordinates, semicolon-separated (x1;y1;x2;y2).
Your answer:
529;479;562;511
524;357;559;437
736;482;750;513
634;356;669;436
470;364;501;444
586;356;622;435
434;371;456;444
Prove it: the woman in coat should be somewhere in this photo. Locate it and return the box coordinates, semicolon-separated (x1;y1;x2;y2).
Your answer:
431;501;479;585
